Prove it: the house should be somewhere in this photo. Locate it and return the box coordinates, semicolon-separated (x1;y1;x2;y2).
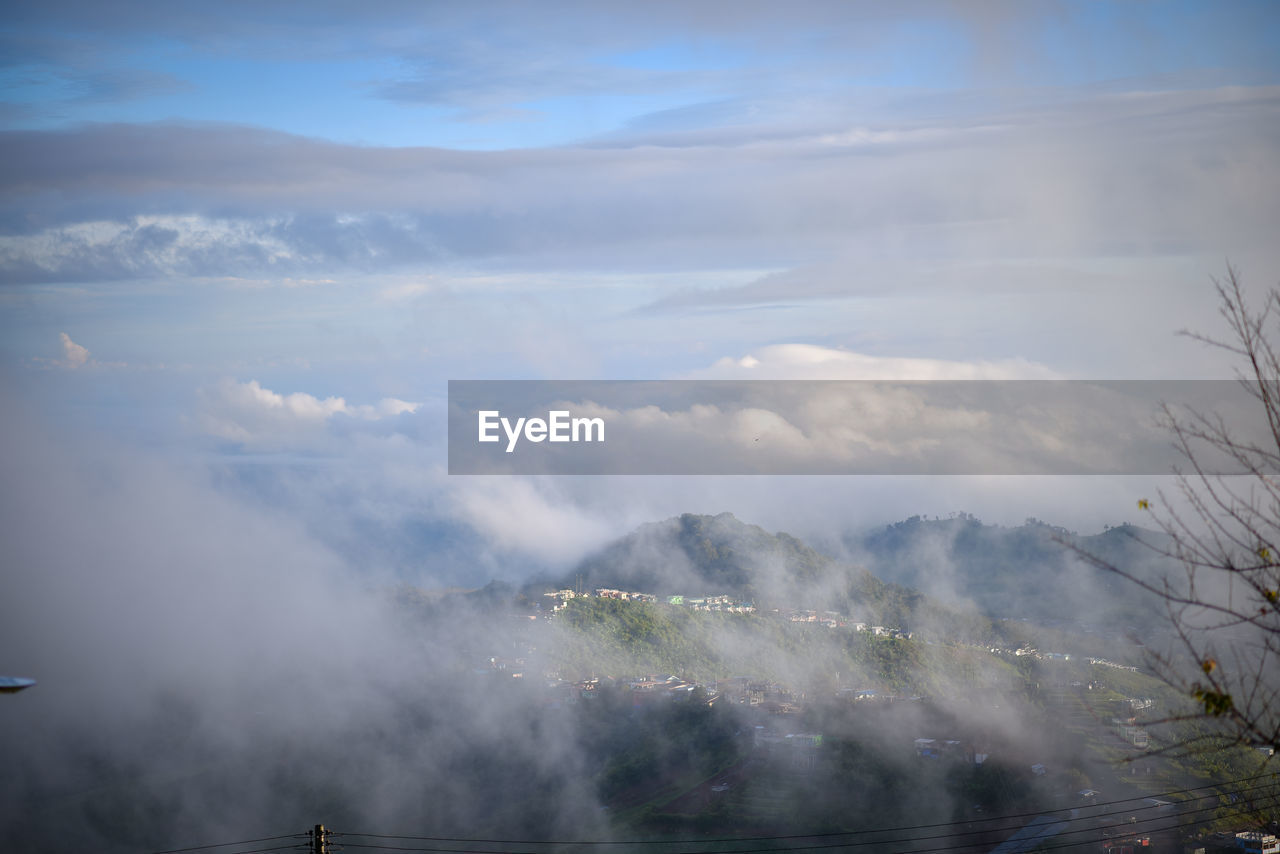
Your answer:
915;738;938;757
1101;834;1151;854
543;589;580;611
1235;833;1280;854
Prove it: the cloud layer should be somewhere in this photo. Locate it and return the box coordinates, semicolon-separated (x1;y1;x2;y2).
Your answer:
2;82;1277;284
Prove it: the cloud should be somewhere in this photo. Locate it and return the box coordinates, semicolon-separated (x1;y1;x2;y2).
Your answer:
376;280;434;302
548;392;1000;475
0;380;613;849
447;476;618;565
33;332;128;370
691;343;1062;380
58;331;90;368
195;378;419;446
636;258;1140;311
1;82;1276;282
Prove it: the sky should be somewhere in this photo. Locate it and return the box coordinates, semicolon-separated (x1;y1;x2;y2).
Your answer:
2;0;1280;585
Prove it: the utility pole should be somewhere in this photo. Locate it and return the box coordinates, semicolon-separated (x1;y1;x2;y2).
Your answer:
310;824;329;854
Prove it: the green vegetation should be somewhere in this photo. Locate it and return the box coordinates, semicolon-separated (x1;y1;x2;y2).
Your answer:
542;587;1277;840
550;597;1045;710
404;510;1274;842
546;512;1036;645
569;512;834;599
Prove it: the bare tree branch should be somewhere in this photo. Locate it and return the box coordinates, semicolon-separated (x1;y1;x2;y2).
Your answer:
1061;266;1280;757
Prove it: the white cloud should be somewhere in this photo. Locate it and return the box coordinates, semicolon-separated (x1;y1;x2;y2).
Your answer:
59;332;91;368
558;391;1001;474
376;397;419;417
447;476;617;565
3;84;1276;283
692;343;1062;380
195;379;419;445
376;281;434;302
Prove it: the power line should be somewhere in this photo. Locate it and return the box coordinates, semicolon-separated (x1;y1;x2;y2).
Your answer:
643;798;1275;854
881;811;1237;854
334;805;1267;854
338;846;538;854
149;834;310;854
142;774;1279;854
332;792;1264;854
334;771;1278;847
720;794;1280;854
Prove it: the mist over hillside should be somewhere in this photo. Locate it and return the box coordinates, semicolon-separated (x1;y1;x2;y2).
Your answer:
544;511;1175;638
563;512;833;598
545;512;929;631
851;514;1177;632
4;1;1278;850
0;476;1264;851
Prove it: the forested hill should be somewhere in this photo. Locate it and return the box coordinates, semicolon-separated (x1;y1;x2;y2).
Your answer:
544;512;925;630
535;511;1177;637
569;512;830;596
851;515;1174;629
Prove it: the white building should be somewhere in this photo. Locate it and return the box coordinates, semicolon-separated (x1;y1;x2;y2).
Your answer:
1235;833;1279;854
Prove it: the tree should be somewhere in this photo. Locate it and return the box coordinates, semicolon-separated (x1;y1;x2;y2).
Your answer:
1071;266;1280;758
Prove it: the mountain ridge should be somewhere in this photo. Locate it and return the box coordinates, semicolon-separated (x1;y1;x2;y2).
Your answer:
528;511;1173;634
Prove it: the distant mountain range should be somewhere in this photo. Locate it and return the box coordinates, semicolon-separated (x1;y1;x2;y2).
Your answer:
851;514;1173;628
541;511;1174;634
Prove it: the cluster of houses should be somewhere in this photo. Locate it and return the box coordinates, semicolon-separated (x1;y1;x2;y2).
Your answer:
753;727;824;771
479;656;526;677
543;588;754;612
714;676;801;711
989;646;1075;660
542;587;657;611
594;588;657;603
667;594;755;613
1100;833;1153;854
486;667;823;715
574;674;809;713
1113;721;1149;749
834;687;924;704
540;587;919;638
1231;833;1280;854
913;737;981;763
772;608;906;636
521;672;812;715
1111;699;1152;749
623;673;703;703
